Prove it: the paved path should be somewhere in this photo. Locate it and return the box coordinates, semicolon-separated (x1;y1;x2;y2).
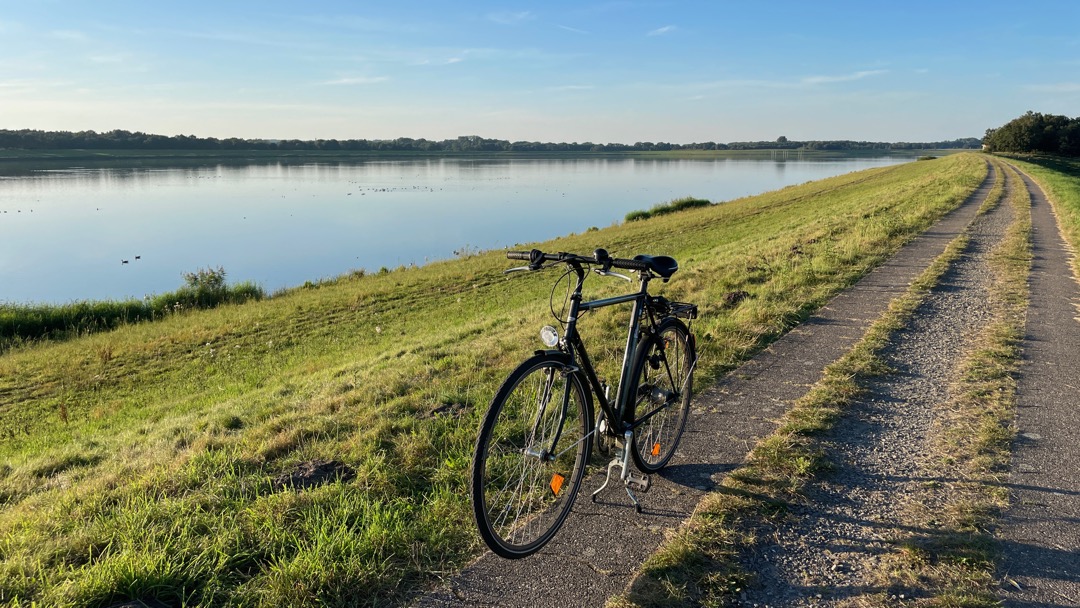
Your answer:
411;162;997;608
998;168;1080;607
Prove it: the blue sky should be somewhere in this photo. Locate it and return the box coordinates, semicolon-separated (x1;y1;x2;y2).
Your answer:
1;1;1077;143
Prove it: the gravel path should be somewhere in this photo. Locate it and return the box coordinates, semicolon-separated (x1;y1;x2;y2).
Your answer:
410;163;998;608
736;167;1016;606
997;169;1080;607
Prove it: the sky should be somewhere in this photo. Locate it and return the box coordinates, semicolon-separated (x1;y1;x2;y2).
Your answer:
1;1;1078;144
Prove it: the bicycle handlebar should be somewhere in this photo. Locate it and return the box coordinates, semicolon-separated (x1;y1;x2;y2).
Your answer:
507;248;649;272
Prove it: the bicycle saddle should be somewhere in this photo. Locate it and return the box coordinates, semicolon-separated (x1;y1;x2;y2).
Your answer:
633;254;678;279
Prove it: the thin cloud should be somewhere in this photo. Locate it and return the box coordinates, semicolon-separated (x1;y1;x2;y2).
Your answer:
801;70;888;85
548;84;594;92
319;76;389;86
487;11;535;25
557;24;589;34
411;56;464;66
50;29;89;42
1025;82;1080;93
87;53;132;65
647;25;676;36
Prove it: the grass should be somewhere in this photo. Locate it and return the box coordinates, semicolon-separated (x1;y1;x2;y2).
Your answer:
0;154;990;607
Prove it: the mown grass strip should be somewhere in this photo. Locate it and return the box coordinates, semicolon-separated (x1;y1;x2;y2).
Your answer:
0;155;988;607
610;161;1011;608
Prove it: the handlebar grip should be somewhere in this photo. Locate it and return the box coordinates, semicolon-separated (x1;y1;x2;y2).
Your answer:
611;257;648;271
507;250;533;261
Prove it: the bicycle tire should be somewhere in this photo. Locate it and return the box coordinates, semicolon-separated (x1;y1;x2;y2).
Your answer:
471;353;592;558
628;317;695;473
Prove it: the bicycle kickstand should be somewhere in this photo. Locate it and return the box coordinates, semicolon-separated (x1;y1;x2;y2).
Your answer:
591;430;651;513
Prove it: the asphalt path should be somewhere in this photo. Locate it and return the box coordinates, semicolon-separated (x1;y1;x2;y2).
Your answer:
411;162;997;608
998;168;1080;607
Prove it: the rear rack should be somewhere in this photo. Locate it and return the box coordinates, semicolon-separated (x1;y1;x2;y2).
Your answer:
649;296;698;320
669;301;698;320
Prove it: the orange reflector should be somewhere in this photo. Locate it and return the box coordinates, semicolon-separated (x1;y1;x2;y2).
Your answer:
550;474;565;496
651;442;662;457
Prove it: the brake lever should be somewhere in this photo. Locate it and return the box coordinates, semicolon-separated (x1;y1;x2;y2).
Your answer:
504;266;533;274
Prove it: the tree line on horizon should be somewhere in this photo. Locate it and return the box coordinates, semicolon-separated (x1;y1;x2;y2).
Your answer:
0;129;981;154
983;111;1080;156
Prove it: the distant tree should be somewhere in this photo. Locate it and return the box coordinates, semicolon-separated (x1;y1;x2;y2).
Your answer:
984;110;1080;156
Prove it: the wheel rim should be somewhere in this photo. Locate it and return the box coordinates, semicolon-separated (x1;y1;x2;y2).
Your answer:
479;362;586;553
634;327;691;469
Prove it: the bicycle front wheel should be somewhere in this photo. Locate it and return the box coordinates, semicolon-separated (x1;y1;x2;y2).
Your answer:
629;318;695;473
471;353;592;558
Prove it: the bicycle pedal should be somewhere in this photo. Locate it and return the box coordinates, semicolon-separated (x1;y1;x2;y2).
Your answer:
625;472;651;492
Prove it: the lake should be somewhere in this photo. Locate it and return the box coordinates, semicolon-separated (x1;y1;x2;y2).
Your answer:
0;154;915;304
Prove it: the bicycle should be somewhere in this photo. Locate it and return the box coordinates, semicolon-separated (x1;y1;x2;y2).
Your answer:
470;247;698;559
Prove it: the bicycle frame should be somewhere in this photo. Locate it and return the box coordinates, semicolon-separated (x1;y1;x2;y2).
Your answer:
556;261;655;434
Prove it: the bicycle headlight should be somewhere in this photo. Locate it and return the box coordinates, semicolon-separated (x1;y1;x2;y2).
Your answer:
540;325;560;348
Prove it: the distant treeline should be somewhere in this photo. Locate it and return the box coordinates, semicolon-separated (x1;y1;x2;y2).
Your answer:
0;129;981;154
983;111;1080;157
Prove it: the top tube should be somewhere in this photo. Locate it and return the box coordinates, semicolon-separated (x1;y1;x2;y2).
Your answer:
578;292;642;311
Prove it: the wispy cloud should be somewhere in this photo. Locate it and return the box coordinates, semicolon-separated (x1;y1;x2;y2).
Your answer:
547;84;594;92
647;25;676;37
299;15;428;36
487;11;535;25
801;70;888;85
87;53;132;65
1025;82;1080;93
557;24;589;34
410;56;463;66
50;29;89;42
319;76;389;86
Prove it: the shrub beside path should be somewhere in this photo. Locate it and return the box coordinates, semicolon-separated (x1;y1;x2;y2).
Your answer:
411;162;998;608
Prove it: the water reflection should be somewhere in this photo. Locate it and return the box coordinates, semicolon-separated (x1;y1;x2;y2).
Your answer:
0;156;910;304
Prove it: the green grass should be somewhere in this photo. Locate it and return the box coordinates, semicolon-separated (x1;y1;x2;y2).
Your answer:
0;154;989;607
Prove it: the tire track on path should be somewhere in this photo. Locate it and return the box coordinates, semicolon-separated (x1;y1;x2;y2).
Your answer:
998;168;1080;607
411;162;997;608
733;162;1016;607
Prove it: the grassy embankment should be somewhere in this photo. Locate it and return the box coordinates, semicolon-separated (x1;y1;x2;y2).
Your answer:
0;154;987;607
613;156;1080;607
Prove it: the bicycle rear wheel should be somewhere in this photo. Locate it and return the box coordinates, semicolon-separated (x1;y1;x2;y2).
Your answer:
629;318;695;473
471;353;591;558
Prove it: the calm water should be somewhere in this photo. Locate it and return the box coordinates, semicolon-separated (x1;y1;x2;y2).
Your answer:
0;155;912;304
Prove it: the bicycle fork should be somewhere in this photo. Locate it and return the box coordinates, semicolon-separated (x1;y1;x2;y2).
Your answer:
590;429;651;513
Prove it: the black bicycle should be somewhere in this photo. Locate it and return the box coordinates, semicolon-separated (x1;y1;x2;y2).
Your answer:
470;247;698;558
